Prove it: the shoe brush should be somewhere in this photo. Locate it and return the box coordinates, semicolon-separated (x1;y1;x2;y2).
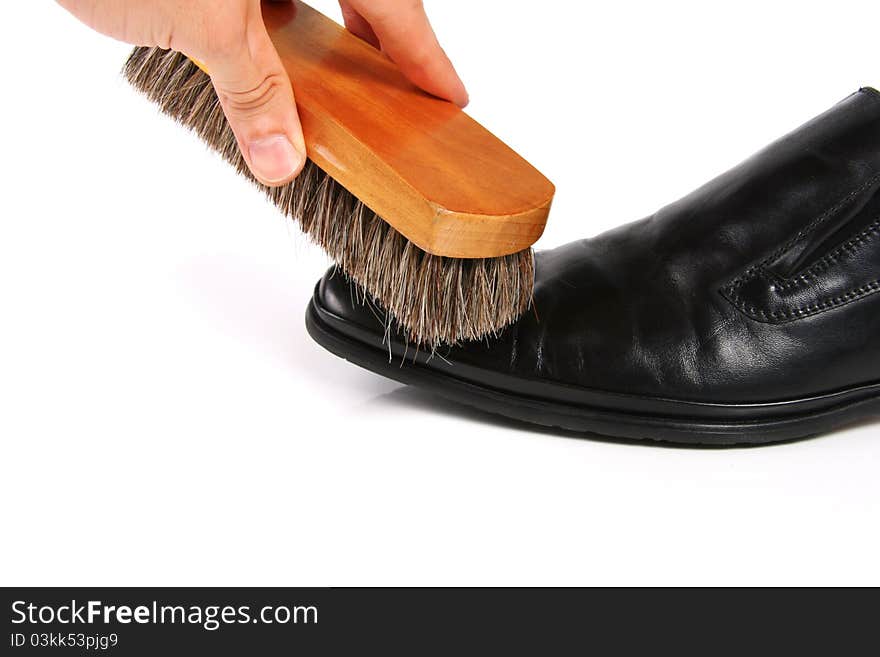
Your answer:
123;0;554;346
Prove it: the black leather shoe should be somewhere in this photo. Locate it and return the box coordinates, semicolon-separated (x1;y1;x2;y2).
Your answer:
306;88;880;445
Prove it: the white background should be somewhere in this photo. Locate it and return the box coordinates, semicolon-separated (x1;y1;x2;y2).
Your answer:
2;1;879;586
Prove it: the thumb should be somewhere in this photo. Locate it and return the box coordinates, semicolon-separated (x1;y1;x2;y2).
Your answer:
202;13;306;187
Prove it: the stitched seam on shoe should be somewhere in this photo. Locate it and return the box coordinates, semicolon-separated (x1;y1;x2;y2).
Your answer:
723;215;880;298
720;172;880;322
769;216;880;291
723;277;880;322
726;171;880;288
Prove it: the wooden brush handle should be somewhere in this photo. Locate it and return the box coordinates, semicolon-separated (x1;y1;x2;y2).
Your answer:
262;0;553;258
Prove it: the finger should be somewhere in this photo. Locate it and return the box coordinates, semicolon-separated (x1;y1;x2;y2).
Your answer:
338;1;380;49
198;1;306;186
346;0;468;107
55;0;177;45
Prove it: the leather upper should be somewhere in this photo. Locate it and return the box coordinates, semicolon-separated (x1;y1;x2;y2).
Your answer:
317;88;880;404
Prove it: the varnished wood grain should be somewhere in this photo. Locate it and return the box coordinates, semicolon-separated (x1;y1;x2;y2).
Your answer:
262;0;554;258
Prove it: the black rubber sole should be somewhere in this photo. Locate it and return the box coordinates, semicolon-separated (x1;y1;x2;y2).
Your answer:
306;297;880;446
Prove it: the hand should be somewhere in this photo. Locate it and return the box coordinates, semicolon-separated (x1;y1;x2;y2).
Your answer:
56;0;468;187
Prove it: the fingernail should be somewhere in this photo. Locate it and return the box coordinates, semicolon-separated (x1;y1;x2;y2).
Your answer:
247;135;304;184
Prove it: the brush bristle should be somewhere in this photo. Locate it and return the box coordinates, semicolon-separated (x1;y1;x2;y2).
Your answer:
123;46;534;346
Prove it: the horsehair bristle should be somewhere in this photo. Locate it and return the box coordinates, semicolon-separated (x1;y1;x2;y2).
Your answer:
122;46;534;346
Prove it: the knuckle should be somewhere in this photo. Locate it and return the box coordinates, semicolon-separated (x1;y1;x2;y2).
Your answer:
217;73;285;117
